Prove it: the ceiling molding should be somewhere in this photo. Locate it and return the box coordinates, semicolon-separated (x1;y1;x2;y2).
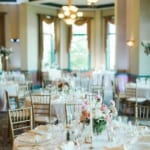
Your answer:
0;0;17;2
42;2;114;10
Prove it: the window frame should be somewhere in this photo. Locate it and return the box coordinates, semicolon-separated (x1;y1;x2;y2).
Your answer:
68;25;91;71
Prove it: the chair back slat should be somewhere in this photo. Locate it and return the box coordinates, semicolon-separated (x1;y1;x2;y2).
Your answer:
30;94;51;126
135;101;150;126
8;107;33;142
65;103;82;124
125;87;136;98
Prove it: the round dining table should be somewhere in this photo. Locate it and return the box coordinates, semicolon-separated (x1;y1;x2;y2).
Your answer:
13;120;150;150
126;82;150;99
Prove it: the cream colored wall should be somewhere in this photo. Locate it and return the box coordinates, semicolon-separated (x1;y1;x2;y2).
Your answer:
19;4;27;70
19;4;57;71
116;0;150;75
59;21;68;69
0;4;21;70
116;0;150;76
126;0;140;75
115;0;128;71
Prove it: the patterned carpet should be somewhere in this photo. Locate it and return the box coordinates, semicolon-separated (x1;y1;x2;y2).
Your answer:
0;112;12;150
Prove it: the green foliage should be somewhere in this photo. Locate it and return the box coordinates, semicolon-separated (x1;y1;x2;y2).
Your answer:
93;117;107;134
0;46;13;56
70;34;89;70
141;41;150;55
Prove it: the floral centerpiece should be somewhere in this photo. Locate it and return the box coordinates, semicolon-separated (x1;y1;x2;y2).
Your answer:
141;41;150;55
80;95;117;134
0;46;13;59
57;80;70;92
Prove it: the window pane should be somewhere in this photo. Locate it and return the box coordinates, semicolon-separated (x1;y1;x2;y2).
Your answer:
106;22;116;70
69;24;90;71
41;22;55;71
42;34;51;70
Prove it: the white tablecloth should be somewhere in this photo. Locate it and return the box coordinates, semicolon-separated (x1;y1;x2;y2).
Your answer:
0;82;18;111
13;122;150;150
48;69;62;81
126;82;150;99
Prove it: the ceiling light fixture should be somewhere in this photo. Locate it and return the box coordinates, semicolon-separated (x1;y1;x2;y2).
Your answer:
58;0;83;25
87;0;99;5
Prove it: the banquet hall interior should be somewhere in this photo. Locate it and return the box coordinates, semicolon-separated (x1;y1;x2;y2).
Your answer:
0;0;150;149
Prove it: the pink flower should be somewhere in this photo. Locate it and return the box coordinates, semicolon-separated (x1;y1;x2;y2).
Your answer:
96;94;101;100
100;103;108;112
106;114;111;122
110;99;115;106
82;101;89;111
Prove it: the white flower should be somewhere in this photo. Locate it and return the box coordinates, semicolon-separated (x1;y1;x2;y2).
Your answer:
63;85;69;91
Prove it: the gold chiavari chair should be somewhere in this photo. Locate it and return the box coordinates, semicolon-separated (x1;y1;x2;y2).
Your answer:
65;103;82;124
30;94;56;127
123;80;147;117
135;101;150;126
8;107;33;143
5;90;19;110
17;83;30;107
124;87;137;115
90;84;103;96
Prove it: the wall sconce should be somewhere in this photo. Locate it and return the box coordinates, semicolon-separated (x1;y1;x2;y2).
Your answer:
10;38;20;43
126;40;135;47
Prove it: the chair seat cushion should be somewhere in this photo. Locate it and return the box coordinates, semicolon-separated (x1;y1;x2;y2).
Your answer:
127;97;146;103
138;120;150;127
34;115;57;124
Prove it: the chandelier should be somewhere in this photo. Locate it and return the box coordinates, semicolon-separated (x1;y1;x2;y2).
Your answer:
87;0;99;5
58;0;83;25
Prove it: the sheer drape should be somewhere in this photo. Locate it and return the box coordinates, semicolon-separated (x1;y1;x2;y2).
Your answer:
38;14;59;72
67;18;92;53
104;16;115;51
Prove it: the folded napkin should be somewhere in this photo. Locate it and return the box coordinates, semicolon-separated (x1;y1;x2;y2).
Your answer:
58;141;75;150
103;144;128;150
17;132;51;144
35;125;51;132
138;135;150;142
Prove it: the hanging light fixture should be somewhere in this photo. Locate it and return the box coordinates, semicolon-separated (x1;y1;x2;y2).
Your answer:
87;0;99;5
58;0;83;25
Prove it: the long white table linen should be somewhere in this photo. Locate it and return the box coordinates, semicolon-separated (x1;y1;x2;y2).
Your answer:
0;82;18;111
126;82;150;100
